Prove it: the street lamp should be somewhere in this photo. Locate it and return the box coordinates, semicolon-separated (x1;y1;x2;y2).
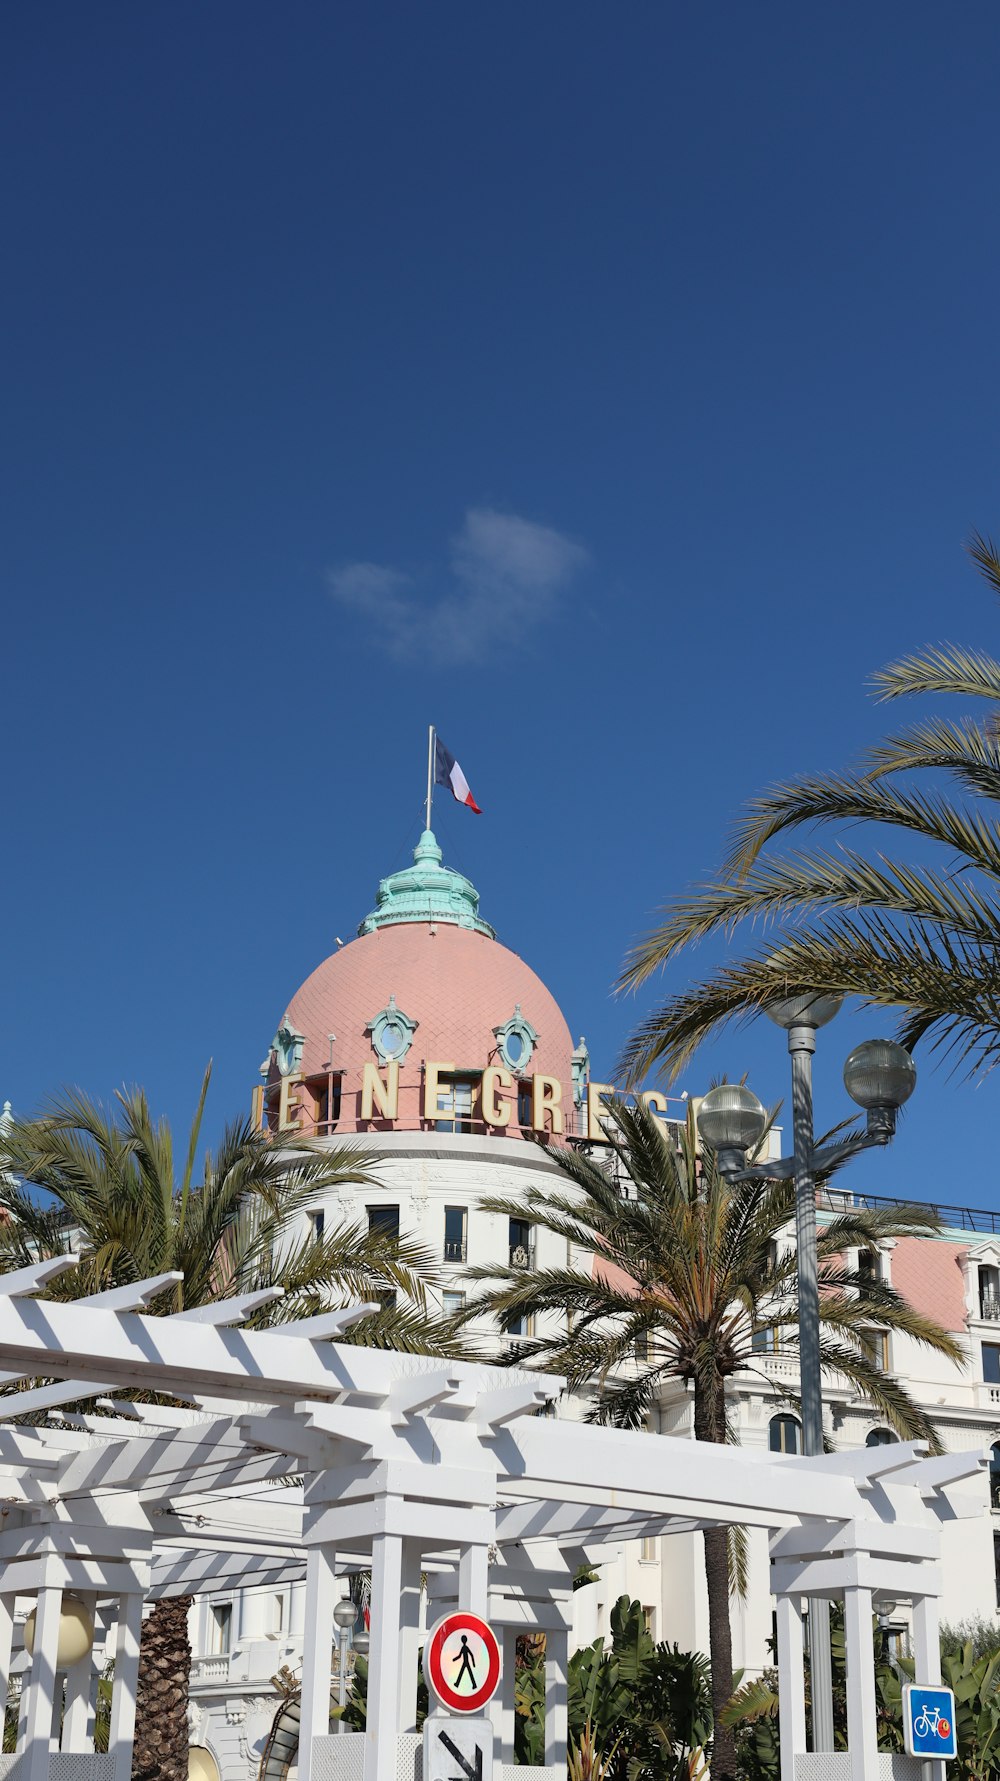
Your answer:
697;1009;916;1752
333;1598;358;1732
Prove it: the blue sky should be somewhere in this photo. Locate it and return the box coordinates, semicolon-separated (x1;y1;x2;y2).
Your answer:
4;3;1000;1209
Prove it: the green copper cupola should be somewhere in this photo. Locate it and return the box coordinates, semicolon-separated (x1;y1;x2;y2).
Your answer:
358;830;495;938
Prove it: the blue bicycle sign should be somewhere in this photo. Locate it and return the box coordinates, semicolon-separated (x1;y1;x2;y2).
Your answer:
903;1683;957;1759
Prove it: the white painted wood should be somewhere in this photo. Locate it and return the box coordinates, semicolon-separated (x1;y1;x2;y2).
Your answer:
397;1541;422;1732
172;1287;284;1324
911;1592;947;1781
299;1545;338;1781
458;1546;489;1619
543;1627;568;1770
107;1593;143;1781
389;1373;461;1426
22;1582;63;1781
0;1258;78;1297
776;1595;807;1779
0;1595;15;1713
62;1594;97;1751
493;1627;518;1764
364;1533;403;1781
843;1587;878;1781
912;1596;941;1685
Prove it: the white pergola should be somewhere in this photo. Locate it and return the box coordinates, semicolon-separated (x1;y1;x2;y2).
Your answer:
0;1262;982;1781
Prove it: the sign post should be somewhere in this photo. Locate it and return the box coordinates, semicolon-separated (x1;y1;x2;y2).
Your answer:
902;1684;957;1761
424;1715;494;1781
423;1615;501;1781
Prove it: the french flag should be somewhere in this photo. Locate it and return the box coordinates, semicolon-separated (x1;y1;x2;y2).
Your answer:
434;736;482;814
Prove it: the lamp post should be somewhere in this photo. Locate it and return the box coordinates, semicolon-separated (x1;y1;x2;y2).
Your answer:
697;1007;916;1753
333;1599;359;1732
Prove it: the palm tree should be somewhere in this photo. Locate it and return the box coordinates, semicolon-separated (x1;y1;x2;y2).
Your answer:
0;1065;443;1781
463;1099;964;1781
618;532;1000;1083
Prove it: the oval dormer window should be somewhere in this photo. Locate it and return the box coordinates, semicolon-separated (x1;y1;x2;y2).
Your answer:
494;1005;538;1075
366;996;417;1065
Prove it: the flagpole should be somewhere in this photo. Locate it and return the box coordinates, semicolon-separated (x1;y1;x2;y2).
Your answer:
425;725;435;832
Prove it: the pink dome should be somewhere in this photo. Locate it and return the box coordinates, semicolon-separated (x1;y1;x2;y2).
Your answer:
264;868;579;1144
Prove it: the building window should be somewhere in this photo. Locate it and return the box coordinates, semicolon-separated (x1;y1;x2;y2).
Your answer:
858;1248;881;1285
981;1267;1000;1320
509;1216;533;1269
768;1414;802;1455
751;1328;780;1355
366;995;417;1065
866;1427;898;1448
990;1443;1000;1510
269;1594;285;1637
493;1005;539;1074
983;1344;1000;1384
503;1309;535;1340
860;1329;889;1371
443;1206;468;1264
642;1606;656;1639
209;1602;232;1655
308;1209;325;1245
442;1289;466;1318
368;1205;400;1242
640;1537;657;1562
433;1077;476;1134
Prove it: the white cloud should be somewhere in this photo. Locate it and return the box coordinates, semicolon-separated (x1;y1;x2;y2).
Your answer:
327;508;588;664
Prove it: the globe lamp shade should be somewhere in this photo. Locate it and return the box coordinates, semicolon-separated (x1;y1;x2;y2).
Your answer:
23;1598;95;1669
766;993;844;1031
333;1600;358;1631
188;1747;221;1781
697;1085;767;1155
354;1630;370;1655
843;1040;916;1111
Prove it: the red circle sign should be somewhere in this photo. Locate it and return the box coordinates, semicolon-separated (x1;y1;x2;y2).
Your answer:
423;1612;501;1713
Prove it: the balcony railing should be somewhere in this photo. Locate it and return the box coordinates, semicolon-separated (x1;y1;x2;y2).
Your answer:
509;1242;534;1269
190;1654;231;1683
981;1296;1000;1321
443;1239;467;1263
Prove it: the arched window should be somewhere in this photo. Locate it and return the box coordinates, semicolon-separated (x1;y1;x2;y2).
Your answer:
866;1428;898;1448
768;1414;801;1455
990;1442;1000;1509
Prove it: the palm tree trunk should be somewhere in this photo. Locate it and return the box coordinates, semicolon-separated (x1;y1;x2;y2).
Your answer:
693;1389;736;1781
131;1594;193;1781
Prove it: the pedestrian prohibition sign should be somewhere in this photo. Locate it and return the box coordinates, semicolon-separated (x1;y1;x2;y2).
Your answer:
423;1612;502;1714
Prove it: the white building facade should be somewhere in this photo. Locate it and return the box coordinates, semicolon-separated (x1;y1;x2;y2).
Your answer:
185;831;1000;1778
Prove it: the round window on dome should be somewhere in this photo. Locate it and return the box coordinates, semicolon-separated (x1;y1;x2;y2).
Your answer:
494;1005;538;1076
366;998;417;1065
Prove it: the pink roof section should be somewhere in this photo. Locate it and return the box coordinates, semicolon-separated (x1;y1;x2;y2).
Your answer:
891;1235;969;1333
279;921;575;1136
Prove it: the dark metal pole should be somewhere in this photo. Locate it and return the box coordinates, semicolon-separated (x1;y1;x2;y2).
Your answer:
789;1022;834;1752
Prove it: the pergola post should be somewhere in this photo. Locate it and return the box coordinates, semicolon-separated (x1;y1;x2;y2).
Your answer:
298;1544;338;1781
843;1586;878;1781
364;1530;404;1781
0;1593;15;1727
458;1543;489;1618
22;1580;63;1781
397;1540;422;1733
776;1594;807;1781
62;1591;97;1751
912;1593;946;1781
543;1626;569;1769
495;1627;519;1764
107;1590;144;1781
